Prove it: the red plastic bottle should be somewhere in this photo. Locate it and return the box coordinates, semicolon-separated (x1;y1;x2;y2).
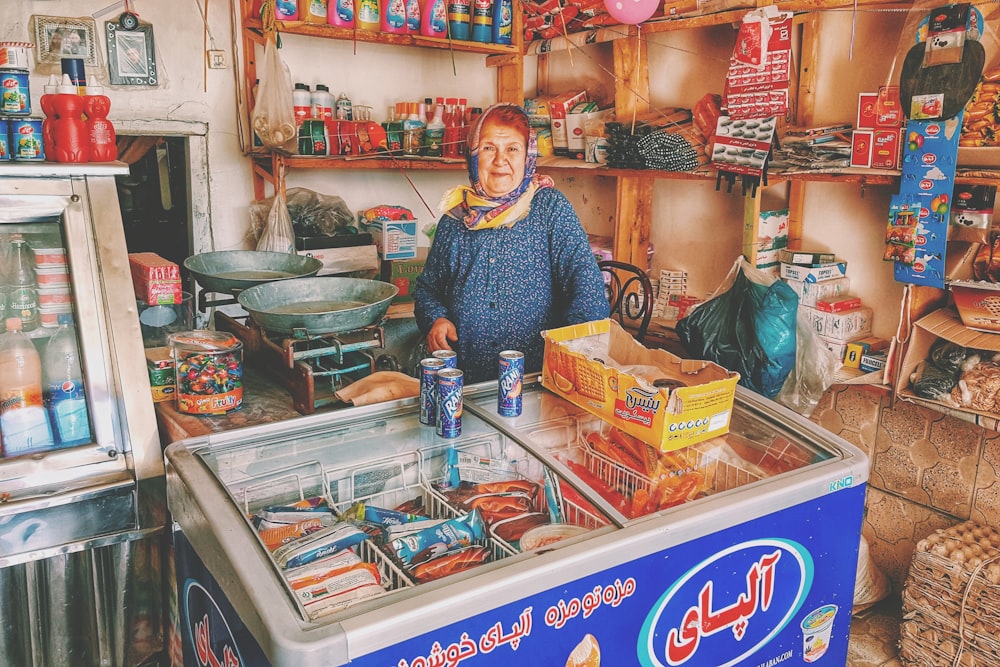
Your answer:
39;75;60;160
52;77;89;163
84;87;116;162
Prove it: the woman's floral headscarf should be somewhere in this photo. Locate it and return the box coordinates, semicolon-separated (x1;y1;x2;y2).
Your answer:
438;103;554;230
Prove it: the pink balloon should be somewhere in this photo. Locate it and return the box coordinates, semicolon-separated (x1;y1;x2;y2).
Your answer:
603;0;658;24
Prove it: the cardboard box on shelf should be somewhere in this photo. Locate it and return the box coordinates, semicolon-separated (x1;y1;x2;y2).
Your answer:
897;308;1000;419
850;130;873;168
566;108;613;159
857;93;879;130
779;248;836;266
871;128;902;169
380;248;428;303
364;218;417;261
816;295;862;313
779;260;848;283
950;281;1000;333
129;252;182;305
548;91;588;156
785;276;850;308
541;318;739;451
802;306;873;342
844;336;889;369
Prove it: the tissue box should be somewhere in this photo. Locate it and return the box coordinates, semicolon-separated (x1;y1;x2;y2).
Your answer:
541;318;739;451
365;219;417;260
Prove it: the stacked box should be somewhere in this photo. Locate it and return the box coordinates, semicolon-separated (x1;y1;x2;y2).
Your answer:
744;208;788;272
548;91;588;156
802;306;872;341
844;336;889;369
779;260;848;283
363;217;417;261
146;346;176;403
785;276;850;308
380;248;428;304
651;269;688;319
129;252;182;305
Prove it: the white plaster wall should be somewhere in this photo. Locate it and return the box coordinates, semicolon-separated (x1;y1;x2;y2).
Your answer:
4;0;496;251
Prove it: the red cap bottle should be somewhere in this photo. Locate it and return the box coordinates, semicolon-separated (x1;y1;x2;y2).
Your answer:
52;75;90;163
84;86;116;163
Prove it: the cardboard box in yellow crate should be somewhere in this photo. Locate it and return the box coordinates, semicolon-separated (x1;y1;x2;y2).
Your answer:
541;319;740;451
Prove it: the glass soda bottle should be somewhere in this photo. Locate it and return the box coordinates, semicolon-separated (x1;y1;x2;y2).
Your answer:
43;313;91;447
8;235;40;332
0;317;54;456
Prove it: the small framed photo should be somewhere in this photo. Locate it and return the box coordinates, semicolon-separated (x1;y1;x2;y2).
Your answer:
30;15;100;66
106;20;158;87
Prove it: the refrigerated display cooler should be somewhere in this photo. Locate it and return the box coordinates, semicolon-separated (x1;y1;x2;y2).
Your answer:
166;378;868;667
0;164;165;667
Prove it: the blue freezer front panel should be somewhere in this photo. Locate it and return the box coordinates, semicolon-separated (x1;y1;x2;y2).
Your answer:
177;484;865;667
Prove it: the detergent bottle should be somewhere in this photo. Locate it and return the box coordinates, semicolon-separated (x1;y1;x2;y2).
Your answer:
327;0;355;27
447;0;471;39
356;0;380;30
405;0;421;34
420;0;447;37
275;0;300;20
471;0;492;42
491;0;512;44
381;0;407;33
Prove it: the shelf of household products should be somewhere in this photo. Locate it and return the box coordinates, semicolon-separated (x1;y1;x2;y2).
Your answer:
242;16;521;55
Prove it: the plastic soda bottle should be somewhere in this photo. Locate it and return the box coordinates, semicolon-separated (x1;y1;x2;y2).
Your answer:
0;317;54;456
43;313;90;447
8;235;39;332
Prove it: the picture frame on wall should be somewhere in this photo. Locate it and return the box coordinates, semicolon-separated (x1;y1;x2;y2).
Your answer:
105;19;158;87
30;15;100;66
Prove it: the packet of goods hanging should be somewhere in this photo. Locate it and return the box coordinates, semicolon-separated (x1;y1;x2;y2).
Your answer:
252;36;297;154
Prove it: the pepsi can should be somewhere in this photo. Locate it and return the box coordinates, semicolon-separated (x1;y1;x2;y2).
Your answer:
436;368;464;439
432;349;458;368
497;350;524;417
419;357;445;426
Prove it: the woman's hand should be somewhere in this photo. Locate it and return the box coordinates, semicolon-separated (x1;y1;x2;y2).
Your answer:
427;317;458;352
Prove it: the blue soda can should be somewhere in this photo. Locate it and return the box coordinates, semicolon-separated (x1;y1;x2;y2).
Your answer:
497;350;524;417
419;357;445;426
432;349;458;368
436;368;464;439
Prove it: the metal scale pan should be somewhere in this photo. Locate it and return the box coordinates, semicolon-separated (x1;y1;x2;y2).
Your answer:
237;276;398;335
184;250;324;311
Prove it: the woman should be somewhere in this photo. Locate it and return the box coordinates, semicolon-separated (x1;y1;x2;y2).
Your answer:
413;103;609;383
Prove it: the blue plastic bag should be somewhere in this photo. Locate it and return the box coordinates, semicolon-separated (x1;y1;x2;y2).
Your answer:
676;258;798;398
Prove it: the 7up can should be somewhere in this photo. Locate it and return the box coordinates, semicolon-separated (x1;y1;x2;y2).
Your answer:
436;368;463;439
497;350;523;417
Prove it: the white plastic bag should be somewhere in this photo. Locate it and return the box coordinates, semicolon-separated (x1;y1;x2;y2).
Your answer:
775;308;841;417
256;190;295;253
251;36;297;153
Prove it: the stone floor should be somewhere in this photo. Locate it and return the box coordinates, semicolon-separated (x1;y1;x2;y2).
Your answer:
847;596;903;667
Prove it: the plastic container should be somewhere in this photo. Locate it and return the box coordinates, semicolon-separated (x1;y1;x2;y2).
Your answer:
169;330;244;415
137;291;193;348
447;0;471;39
405;0;421;33
423;101;445;157
311;84;334;122
84;86;116;162
356;0;380;30
471;0;492;42
275;0;300;20
52;76;89;163
420;0;447;37
381;0;407;33
327;0;355;27
39;74;59;159
303;0;329;22
491;0;512;44
293;83;312;125
43;313;91;448
0;317;54;456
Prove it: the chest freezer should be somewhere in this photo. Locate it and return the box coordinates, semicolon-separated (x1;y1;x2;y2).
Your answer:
166;380;868;667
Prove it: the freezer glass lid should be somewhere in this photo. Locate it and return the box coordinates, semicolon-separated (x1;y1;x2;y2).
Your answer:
189;404;614;621
470;384;835;520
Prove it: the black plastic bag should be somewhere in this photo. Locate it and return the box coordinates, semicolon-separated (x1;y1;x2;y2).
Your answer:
677;258;798;398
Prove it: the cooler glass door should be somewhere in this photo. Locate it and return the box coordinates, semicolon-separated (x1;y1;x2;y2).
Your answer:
0;168;153;565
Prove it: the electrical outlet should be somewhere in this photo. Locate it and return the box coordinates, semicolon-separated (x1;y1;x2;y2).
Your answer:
208;50;226;69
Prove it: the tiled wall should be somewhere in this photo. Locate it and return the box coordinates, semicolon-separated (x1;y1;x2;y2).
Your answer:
809;386;1000;589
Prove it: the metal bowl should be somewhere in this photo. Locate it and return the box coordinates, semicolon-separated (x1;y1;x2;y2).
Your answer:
237;277;399;334
184;250;324;294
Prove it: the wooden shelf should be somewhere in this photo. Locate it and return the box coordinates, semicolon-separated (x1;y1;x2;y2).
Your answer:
244;18;521;55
